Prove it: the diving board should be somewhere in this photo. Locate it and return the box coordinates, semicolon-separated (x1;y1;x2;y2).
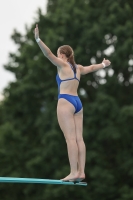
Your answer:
0;177;87;186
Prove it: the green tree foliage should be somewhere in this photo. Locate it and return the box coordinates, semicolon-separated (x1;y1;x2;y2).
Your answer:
0;0;133;199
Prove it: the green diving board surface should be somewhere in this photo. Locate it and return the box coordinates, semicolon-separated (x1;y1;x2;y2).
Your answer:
0;177;87;186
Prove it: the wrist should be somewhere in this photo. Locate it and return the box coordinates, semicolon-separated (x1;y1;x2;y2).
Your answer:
36;38;41;43
102;62;106;68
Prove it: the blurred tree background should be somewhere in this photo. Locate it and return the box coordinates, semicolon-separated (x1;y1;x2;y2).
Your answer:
0;0;133;199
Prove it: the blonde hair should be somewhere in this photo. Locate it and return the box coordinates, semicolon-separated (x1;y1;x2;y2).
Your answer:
59;45;76;72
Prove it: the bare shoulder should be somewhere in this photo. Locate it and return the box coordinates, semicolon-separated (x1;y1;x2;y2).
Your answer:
76;64;84;74
76;64;83;69
57;61;69;71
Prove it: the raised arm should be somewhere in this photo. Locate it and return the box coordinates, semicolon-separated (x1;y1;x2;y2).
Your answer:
79;58;111;75
34;24;65;68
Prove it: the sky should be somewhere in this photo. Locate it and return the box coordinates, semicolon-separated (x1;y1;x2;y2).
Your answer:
0;0;47;100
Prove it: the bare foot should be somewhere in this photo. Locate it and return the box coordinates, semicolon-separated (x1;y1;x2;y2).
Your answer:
61;173;79;182
75;173;85;182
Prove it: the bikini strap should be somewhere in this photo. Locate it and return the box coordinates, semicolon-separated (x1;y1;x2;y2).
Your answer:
67;62;79;81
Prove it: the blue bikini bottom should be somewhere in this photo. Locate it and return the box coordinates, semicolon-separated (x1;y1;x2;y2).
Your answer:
58;94;83;113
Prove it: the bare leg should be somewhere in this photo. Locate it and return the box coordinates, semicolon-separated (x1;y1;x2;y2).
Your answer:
57;98;79;181
66;138;78;175
77;140;86;181
74;109;86;181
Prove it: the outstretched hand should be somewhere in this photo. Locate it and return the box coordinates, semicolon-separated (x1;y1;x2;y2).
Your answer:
34;24;39;40
102;58;111;67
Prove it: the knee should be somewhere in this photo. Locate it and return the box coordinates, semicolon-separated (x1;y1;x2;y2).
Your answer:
76;138;84;145
65;138;77;144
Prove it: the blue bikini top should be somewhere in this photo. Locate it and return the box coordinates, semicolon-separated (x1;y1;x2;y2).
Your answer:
56;62;80;92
